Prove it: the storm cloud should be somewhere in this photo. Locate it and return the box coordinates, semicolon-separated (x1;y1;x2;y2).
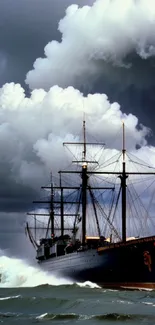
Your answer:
1;0;155;257
0;0;90;87
25;0;155;135
0;81;152;209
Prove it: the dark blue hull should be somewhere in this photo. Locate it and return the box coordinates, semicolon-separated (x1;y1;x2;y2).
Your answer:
38;236;155;289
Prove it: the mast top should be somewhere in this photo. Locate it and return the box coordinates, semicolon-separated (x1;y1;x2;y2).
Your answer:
122;121;126;162
83;119;86;162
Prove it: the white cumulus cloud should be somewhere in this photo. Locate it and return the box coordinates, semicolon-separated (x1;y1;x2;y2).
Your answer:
26;0;155;90
0;81;151;193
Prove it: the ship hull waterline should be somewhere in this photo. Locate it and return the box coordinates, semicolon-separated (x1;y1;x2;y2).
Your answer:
37;236;155;290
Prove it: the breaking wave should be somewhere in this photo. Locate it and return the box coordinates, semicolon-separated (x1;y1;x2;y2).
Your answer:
36;312;146;321
0;254;98;288
0;255;72;287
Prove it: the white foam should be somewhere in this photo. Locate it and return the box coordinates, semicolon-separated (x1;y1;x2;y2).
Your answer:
77;281;101;289
108;289;118;292
0;295;21;300
36;313;48;319
0;255;99;289
116;299;133;305
0;255;72;287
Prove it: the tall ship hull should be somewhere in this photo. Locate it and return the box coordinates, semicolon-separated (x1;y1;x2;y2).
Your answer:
37;236;155;289
26;121;155;290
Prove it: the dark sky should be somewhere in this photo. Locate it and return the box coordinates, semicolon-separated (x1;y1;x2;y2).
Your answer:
0;0;155;134
0;0;155;258
0;0;92;87
0;0;94;258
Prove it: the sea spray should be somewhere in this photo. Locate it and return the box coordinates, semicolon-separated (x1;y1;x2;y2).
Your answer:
0;255;99;289
0;255;72;287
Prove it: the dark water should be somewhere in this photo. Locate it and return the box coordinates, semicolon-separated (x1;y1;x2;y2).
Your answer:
0;255;155;324
1;285;155;324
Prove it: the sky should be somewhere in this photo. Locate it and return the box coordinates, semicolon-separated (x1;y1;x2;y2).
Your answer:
0;0;93;257
1;0;155;258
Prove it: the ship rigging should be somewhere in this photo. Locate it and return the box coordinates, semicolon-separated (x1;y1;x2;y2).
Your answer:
25;120;155;289
26;121;155;248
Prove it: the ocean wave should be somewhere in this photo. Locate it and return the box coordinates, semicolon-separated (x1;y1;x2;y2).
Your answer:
0;312;20;318
77;281;101;289
35;312;155;322
0;295;21;300
0;255;72;287
0;255;100;289
95;313;133;320
36;312;79;320
35;282;100;289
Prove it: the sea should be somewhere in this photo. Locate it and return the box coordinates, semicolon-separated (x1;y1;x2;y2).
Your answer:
0;256;155;324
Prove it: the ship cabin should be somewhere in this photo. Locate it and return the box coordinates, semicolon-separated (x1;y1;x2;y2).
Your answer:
36;235;112;261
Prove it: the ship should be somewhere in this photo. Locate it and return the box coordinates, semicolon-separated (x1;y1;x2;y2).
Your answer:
26;120;155;290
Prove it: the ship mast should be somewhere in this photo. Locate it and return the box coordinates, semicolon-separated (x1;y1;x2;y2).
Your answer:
120;122;128;242
50;172;54;237
27;121;155;247
60;173;64;237
81;120;88;246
